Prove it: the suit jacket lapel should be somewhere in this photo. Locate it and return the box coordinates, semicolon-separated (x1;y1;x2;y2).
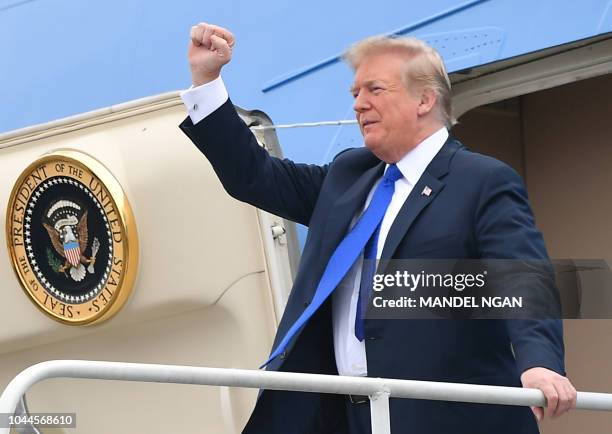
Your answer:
380;137;462;261
320;160;385;259
379;171;444;260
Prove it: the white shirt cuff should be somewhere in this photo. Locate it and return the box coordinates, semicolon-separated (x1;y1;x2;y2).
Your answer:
180;76;229;125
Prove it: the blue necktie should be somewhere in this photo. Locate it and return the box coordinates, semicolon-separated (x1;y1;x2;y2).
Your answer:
355;220;381;341
261;164;403;367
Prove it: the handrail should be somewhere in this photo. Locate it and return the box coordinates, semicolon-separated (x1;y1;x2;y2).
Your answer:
1;360;612;434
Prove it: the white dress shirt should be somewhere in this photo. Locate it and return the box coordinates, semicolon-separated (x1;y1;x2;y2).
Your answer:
180;79;449;377
331;128;448;376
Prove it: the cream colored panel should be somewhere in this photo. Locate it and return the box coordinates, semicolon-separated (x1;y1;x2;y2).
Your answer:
0;101;266;355
1;272;275;434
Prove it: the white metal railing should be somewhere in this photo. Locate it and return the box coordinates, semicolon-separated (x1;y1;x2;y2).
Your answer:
1;360;612;434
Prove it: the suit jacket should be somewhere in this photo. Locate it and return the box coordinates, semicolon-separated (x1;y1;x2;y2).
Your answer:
180;99;565;434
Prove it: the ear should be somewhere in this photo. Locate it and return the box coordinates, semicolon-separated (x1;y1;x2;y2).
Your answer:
417;87;437;116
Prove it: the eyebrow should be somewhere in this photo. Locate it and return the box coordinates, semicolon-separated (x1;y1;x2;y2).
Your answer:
350;79;383;94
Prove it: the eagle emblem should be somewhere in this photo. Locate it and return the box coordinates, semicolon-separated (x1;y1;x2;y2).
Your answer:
42;200;99;282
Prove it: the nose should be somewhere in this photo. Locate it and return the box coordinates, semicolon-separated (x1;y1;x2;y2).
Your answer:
353;91;370;115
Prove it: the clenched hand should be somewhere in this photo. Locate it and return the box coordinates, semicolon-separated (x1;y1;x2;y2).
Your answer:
188;23;235;86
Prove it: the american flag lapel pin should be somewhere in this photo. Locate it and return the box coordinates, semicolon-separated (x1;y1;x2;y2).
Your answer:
421;186;432;197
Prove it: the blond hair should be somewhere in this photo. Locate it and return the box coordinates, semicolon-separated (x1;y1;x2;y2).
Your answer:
343;35;456;128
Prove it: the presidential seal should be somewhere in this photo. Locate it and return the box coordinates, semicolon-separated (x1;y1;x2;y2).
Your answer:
6;150;138;325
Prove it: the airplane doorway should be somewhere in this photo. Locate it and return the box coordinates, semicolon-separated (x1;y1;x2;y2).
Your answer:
452;72;612;434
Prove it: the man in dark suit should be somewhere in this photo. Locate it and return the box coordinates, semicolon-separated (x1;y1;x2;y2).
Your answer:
179;23;576;434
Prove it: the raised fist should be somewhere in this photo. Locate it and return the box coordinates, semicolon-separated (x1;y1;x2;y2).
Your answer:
189;23;235;86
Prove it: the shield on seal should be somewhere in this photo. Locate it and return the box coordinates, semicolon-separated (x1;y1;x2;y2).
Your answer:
63;241;81;267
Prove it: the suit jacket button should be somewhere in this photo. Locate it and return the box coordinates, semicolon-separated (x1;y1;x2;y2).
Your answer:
280;351;288;360
304;301;310;307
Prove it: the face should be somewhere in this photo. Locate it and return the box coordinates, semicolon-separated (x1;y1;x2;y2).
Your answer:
351;52;426;163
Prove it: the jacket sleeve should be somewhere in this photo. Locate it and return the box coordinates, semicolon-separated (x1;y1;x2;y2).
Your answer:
474;162;566;376
179;99;328;227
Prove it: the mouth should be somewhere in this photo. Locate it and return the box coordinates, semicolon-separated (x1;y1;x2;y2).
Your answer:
361;120;379;130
